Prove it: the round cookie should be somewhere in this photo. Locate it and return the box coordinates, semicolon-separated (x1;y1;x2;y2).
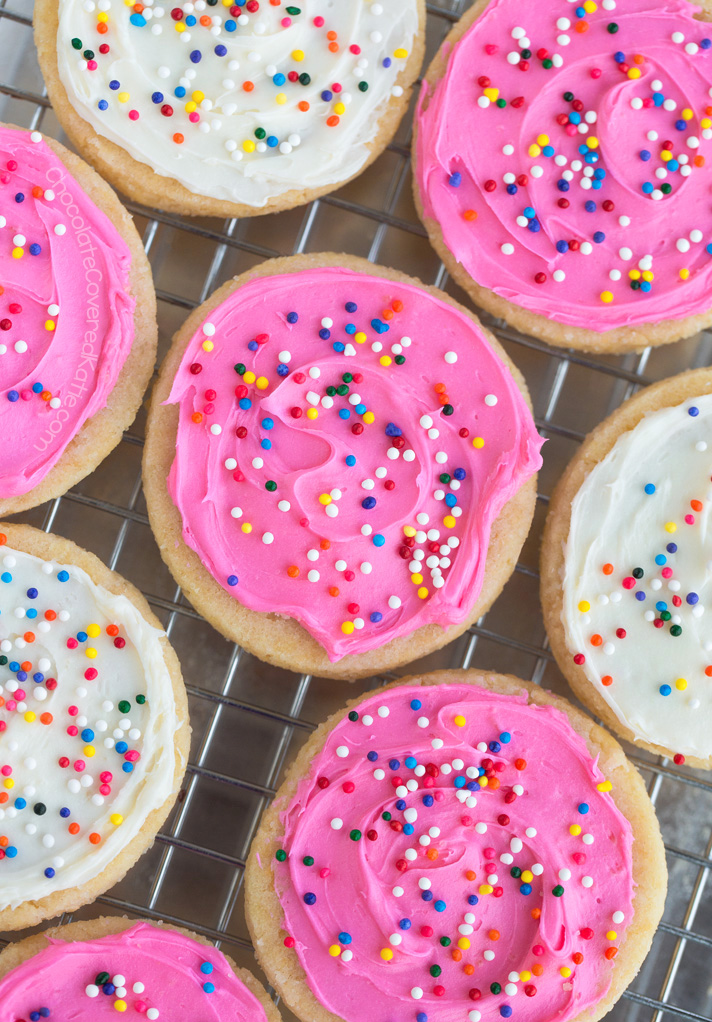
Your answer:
245;669;667;1022
34;0;425;219
541;367;712;768
0;522;190;930
0;914;281;1022
0;123;157;517
142;253;543;680
413;0;712;353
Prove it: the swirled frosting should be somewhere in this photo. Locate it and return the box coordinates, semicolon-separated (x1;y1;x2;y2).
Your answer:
165;267;543;661
0;922;269;1020
562;392;712;761
0;125;135;500
414;0;712;332
53;0;420;208
273;683;635;1022
0;536;183;912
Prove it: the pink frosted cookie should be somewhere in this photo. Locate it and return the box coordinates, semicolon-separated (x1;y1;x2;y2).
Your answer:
245;670;666;1022
143;255;543;680
0;123;156;516
0;916;281;1022
414;0;712;352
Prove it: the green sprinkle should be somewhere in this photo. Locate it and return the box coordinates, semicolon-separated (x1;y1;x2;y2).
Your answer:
326;385;337;396
303;855;314;866
275;849;287;862
349;829;362;841
118;700;131;714
136;694;146;705
342;373;353;383
661;183;672;194
563;91;574;102
439;473;451;484
255;127;266;139
358;81;369;93
95;972;110;986
298;73;311;86
510;866;522;878
394;355;406;365
265;480;277;492
542;58;553;69
491;983;502;995
442;404;454;415
607;22;619;32
0;656;7;666
83;50;95;60
234;363;246;375
670;625;682;636
439;936;451;947
495;98;506;108
285;6;302;13
382;811;392;821
430;965;442;977
71;38;82;49
348;711;359;721
336;384;349;396
553;885;564;897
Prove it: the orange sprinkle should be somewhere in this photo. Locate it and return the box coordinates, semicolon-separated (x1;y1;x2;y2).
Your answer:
488;930;500;941
326;30;337;39
41;391;52;401
605;947;618;960
382;309;394;320
0;794;7;805
532;964;544;976
464;963;475;975
32;186;44;198
89;833;101;845
0;533;5;545
269;0;281;5
173;133;184;144
326;115;340;126
488;777;500;790
23;632;35;643
694;155;706;167
465;870;477;881
633;53;645;64
706;105;712;116
328;586;340;597
463;209;478;221
243;81;254;92
574;19;589;32
21;661;31;672
68;823;80;835
426;848;438;860
531;908;541;920
602;675;613;687
590;634;602;647
438;394;450;406
328;41;339;52
40;713;53;725
191;412;203;423
434;382;447;394
705;666;712;677
573;952;584;965
0;697;4;708
200;14;211;25
320;539;331;550
298;101;310;112
287;565;300;578
392;300;404;312
45;609;57;621
106;624;119;636
452;948;463;962
0;836;7;848
691;500;703;511
602;563;614;575
97;21;108;33
515;758;527;770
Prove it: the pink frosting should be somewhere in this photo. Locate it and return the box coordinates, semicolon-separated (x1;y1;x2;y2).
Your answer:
414;0;712;332
0;126;135;498
0;922;269;1020
166;267;543;661
275;683;635;1022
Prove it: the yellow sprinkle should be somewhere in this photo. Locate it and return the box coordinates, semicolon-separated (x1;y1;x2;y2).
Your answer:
417;587;429;599
11;247;23;259
87;624;101;638
578;600;590;613
472;437;485;449
86;647;98;659
118;92;130;103
536;133;550;146
411;573;424;585
24;712;35;724
521;870;533;883
192;90;205;103
483;87;499;102
44;319;56;331
110;813;124;826
600;291;614;304
380;948;394;961
665;521;677;533
175;21;185;32
675;677;687;691
403;526;417;537
355;331;367;344
628;269;641;280
661;150;672;162
243;140;256;153
458;937;471;950
393;47;409;59
363;411;375;424
97;11;109;21
528;144;542;158
627;67;641;79
306;407;318;420
329;945;341;957
597;780;612;792
202;340;214;352
642;270;654;282
606;931;618;941
680;268;690;280
478;776;488;787
569;824;582;836
256;376;269;389
479;884;493;895
583;0;597;10
380;356;392;367
454;715;466;727
3;778;13;789
682;107;694;120
276;93;287;105
84;745;96;757
341;621;355;635
114;1002;127;1013
587;137;599;149
243;371;256;384
334;102;346;115
701;118;711;129
520;971;531;983
319;493;332;505
443;515;456;529
185;101;197;114
560;967;572;978
292;49;305;61
241;522;252;534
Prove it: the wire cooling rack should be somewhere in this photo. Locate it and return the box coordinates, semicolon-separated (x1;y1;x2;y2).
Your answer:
2;2;712;1020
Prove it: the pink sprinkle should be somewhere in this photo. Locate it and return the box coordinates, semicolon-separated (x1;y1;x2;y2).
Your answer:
85;668;98;680
188;112;200;123
349;45;361;54
15;689;25;701
129;109;139;121
87;59;98;70
67;725;79;737
21;390;32;401
74;760;86;772
313;15;324;26
685;514;695;524
6;701;16;712
565;124;578;136
332;82;342;93
67;638;78;650
672;595;682;607
135;1002;148;1014
622;576;636;589
572;852;587;865
233;470;245;483
484;847;495;858
100;771;113;783
68;705;79;716
532;945;545;956
461;815;473;827
661;567;673;578
319;867;330;878
434;790;445;802
100;784;111;796
590;67;602;78
281;17;291;26
125;750;140;762
0;723;5;733
0;766;12;777
485;43;499;54
0;173;10;185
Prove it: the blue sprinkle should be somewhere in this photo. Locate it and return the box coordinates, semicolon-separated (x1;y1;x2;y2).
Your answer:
653;92;664;106
593;231;605;243
190;49;202;63
454;468;466;480
556;240;569;253
659;684;671;696
1;573;12;583
687;593;699;605
395;798;406;809
102;984;115;996
520;883;532;895
568;112;581;125
346;455;356;466
499;731;511;744
644;483;656;494
185;14;196;25
410;699;423;712
423;794;434;806
445;493;457;507
449;172;462;187
81;729;94;742
422;890;433;902
542;145;555;157
668;160;680;172
7;391;19;402
345;301;358;312
501;1007;513;1018
385;422;402;437
277;363;289;376
60;807;70;818
321;89;333;101
578;802;589;814
689;406;699;416
260;439;272;451
239;398;252;410
303;892;316;905
403;823;415;835
468;894;479;905
655;555;666;566
332;342;345;353
98;99;108;111
578;144;589;155
370;611;383;623
339;931;353;943
26;587;38;598
372;533;385;548
152;92;164;104
434;900;446;912
371;318;389;334
389;758;401;770
523;206;536;219
262;417;275;430
594;168;606;180
640;281;652;293
116;741;128;754
5;847;17;858
527;219;541;233
506;185;518;195
367;751;378;761
675;119;686;131
640;150;651;161
656;601;668;612
489;741;501;753
345;323;356;334
248;341;259;351
203;983;215;994
33;672;43;682
417;1013;428;1022
200;962;214;974
44;867;55;878
355;403;367;415
58;570;69;582
454;776;466;789
31;383;43;394
383;57;392;67
225;19;237;30
15;798;26;810
319;328;331;340
9;662;19;671
286;311;298;323
702;38;712;48
614;51;625;62
338;409;351;420
175;86;186;98
642;182;654;194
362;496;376;510
215;44;227;56
77;631;88;642
227;575;239;586
635;591;646;601
16;671;27;683
130;12;146;26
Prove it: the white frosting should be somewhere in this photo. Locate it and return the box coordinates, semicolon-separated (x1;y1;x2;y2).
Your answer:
562;393;712;760
55;0;419;207
0;545;182;911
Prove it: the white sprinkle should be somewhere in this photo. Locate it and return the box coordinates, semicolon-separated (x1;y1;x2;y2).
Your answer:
417;716;429;728
582;875;594;888
262;532;274;545
307;569;320;582
388;596;402;609
444;351;457;364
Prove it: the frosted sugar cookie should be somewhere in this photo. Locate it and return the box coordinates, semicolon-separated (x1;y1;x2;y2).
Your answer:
0;916;281;1022
143;254;543;680
0;523;189;930
0;123;156;516
35;0;424;217
413;0;712;352
542;367;712;768
245;669;666;1022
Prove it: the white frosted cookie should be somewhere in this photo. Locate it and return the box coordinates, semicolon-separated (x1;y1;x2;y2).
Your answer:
35;0;425;217
0;523;190;929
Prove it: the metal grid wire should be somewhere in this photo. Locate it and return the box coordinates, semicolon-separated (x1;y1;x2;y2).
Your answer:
2;2;712;1020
